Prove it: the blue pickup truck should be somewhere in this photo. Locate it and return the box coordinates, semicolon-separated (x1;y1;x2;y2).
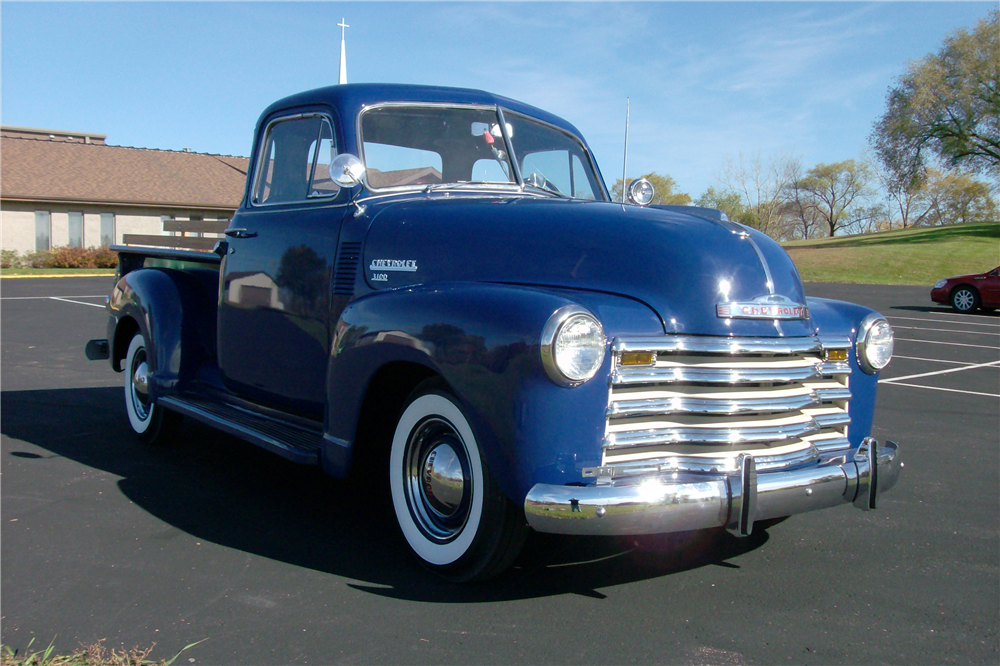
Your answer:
88;83;902;582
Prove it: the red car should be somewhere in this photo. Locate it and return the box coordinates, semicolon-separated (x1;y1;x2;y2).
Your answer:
931;266;1000;313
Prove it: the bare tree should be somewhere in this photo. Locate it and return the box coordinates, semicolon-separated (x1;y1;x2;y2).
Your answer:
792;160;873;237
865;150;936;229
716;152;801;237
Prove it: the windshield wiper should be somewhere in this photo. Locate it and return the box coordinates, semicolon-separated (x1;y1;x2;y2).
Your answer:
424;182;520;194
521;184;570;199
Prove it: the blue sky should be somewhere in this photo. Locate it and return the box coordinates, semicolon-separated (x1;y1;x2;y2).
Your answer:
2;2;994;198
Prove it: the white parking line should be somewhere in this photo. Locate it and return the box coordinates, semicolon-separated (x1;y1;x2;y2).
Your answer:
896;338;1000;351
48;296;105;309
894;355;986;365
880;360;1000;384
881;382;999;398
891;325;1000;337
1;295;106;300
889;315;1000;328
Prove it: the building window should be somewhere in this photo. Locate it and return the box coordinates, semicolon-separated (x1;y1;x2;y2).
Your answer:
68;212;83;248
35;211;50;251
100;213;115;246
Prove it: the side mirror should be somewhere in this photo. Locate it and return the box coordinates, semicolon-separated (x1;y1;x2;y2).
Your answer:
626;178;655;206
329;154;366;188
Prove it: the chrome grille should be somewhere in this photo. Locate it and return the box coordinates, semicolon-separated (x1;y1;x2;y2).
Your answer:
588;335;853;481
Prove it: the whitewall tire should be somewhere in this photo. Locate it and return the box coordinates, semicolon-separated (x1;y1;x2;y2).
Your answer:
389;383;528;581
124;332;180;444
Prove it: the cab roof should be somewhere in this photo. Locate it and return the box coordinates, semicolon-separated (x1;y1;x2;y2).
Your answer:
259;83;584;139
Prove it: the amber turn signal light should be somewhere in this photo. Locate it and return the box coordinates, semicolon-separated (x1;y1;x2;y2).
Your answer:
826;349;849;362
620;351;656;366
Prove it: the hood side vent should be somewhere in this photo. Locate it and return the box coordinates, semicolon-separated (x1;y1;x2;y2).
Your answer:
333;242;362;296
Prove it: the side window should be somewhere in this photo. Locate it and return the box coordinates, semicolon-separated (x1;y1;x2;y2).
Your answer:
572;155;596;200
253;115;338;205
522;150;571;195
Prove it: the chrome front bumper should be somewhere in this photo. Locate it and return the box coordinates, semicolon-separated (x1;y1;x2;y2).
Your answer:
524;438;902;536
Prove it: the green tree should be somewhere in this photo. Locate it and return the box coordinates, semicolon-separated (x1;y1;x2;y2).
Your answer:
695;186;745;221
792;160;873;237
924;169;999;225
871;9;1000;188
611;172;691;206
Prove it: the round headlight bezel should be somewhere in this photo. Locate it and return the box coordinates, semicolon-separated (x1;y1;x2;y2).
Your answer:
540;305;606;387
856;313;894;374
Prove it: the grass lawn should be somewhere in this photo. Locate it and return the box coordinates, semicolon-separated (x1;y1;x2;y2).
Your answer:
783;222;1000;285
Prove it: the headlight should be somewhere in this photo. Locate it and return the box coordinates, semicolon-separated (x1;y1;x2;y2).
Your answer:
856;313;893;374
933;279;947;289
541;306;606;387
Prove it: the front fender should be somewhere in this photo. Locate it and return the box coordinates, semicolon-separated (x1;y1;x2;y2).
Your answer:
108;267;218;398
325;282;662;503
808;296;886;445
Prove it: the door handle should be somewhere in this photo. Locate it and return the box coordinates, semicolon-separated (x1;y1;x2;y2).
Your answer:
225;228;257;239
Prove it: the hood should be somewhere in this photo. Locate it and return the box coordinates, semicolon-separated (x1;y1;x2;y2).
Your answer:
362;196;814;338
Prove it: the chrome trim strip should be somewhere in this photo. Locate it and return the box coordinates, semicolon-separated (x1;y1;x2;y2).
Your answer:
815;387;852;401
604;418;821;448
608;391;821;417
584;445;819;478
524;441;902;536
613;365;827;385
818;362;853;376
814;412;852;428
613;336;826;356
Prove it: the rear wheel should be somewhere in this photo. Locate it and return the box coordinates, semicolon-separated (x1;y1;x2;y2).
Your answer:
389;381;528;582
950;286;980;313
124;332;181;444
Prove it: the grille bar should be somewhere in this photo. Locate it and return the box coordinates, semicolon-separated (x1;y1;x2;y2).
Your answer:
605;417;821;448
603;334;853;475
608;391;821;417
613;364;829;385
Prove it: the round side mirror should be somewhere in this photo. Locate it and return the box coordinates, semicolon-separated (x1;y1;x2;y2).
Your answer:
329;154;366;188
627;178;655;206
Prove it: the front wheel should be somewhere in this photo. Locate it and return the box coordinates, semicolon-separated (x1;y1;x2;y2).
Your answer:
389;383;528;582
950;286;980;313
124;332;181;444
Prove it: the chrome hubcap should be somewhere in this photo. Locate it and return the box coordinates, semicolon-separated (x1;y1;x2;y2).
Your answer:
129;351;151;420
422;443;466;517
132;361;149;396
955;290;974;310
404;417;472;542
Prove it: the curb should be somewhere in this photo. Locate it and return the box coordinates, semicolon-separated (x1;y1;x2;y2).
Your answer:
1;273;116;279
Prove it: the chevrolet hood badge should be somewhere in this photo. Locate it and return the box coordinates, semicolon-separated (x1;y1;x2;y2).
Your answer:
717;294;809;320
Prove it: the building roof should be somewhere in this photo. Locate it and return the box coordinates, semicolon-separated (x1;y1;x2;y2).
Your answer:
1;135;249;211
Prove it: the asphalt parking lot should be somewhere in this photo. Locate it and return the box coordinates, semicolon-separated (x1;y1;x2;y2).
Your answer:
2;277;997;665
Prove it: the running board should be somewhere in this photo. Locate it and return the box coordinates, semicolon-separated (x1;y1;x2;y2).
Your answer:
158;395;322;465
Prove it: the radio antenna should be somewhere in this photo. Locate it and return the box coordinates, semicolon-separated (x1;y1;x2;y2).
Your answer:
621;97;630;203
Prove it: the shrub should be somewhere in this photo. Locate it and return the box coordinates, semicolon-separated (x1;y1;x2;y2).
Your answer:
11;246;120;269
21;251;52;268
0;250;18;269
91;245;119;268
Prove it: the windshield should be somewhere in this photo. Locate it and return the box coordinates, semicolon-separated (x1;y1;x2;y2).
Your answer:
358;104;607;200
360;105;516;189
503;110;606;201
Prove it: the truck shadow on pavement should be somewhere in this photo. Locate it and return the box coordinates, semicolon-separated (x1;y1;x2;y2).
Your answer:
2;386;771;602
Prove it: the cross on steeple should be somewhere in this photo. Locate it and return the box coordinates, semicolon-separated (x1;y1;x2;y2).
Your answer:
338;18;349;85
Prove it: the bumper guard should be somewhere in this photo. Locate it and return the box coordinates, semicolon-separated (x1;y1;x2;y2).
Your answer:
524;438;901;536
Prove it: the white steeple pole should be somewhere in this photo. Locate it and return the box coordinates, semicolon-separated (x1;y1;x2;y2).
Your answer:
338;18;349;84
